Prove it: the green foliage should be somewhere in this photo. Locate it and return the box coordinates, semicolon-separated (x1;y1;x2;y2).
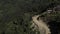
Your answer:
0;0;60;34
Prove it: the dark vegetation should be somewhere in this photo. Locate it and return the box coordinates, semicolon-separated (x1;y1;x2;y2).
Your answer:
0;0;60;34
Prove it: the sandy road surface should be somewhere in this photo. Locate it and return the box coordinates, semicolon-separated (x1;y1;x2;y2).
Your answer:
32;15;51;34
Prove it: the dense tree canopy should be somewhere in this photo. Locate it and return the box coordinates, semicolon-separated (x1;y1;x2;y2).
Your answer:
0;0;60;34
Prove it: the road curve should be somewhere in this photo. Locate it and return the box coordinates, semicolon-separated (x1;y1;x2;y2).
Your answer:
32;15;51;34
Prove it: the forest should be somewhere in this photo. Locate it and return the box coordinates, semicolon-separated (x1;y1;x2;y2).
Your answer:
0;0;60;34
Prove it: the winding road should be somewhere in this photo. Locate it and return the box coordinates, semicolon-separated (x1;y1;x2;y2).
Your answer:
32;15;51;34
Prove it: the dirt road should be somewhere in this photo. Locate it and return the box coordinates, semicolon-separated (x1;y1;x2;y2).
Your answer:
32;15;51;34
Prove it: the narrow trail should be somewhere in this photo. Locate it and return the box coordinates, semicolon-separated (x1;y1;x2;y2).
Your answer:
32;15;51;34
